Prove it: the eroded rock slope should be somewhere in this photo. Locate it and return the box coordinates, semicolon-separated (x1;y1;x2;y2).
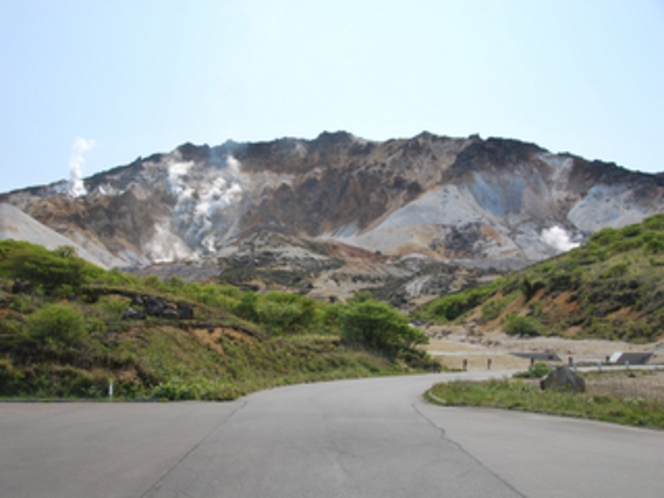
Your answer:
2;131;662;305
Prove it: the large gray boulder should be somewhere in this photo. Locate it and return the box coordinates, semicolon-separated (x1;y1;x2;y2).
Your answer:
540;366;586;393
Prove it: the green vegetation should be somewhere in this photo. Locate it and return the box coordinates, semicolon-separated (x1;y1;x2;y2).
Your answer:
480;292;516;322
0;241;437;400
0;241;103;294
413;214;664;343
502;313;540;337
413;279;503;323
513;362;551;379
426;376;664;429
339;298;429;360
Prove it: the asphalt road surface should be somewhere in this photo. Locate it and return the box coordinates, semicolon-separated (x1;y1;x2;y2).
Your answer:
1;372;663;497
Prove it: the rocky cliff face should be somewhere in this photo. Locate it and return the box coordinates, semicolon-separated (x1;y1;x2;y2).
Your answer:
2;131;663;306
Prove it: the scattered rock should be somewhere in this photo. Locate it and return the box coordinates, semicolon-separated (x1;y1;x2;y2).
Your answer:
177;303;194;319
540;366;586;393
0;292;8;308
128;295;194;319
122;306;145;320
161;308;179;320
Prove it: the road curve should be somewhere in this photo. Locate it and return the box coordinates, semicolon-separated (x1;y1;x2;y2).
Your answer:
1;372;663;497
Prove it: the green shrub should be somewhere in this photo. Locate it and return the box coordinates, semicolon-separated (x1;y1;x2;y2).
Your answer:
613;237;644;253
0;358;24;395
601;263;629;279
589;227;618;246
620;225;642;238
143;275;164;290
182;282;240;310
418;284;498;322
256;291;316;333
25;303;87;346
644;213;664;230
95;296;129;319
346;290;374;305
481;296;511;322
644;234;664;254
256;299;303;332
97;267;141;286
503;313;540;337
586;243;609;262
0;242;103;294
340;300;427;357
513;361;551;378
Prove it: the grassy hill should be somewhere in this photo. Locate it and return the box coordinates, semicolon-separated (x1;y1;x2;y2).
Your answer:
0;241;435;400
414;214;664;343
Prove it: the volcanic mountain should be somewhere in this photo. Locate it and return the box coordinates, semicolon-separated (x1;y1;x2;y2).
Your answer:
1;131;663;306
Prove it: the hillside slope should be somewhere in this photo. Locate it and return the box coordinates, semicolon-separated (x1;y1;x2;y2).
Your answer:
415;214;664;343
0;241;434;399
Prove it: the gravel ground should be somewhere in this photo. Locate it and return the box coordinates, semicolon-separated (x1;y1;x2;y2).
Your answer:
425;324;664;372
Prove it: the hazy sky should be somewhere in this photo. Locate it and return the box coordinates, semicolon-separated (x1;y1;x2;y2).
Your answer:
1;0;663;193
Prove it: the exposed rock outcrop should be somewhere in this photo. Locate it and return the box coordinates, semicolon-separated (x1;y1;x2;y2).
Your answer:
1;131;662;306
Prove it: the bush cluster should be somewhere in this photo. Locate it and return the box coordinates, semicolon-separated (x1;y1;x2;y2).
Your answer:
413;280;502;323
339;299;427;358
0;241;103;294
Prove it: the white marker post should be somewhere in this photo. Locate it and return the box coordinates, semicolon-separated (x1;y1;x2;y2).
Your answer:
109;381;114;400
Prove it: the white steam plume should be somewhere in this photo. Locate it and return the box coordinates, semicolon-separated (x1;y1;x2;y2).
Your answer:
226;154;241;173
542;226;580;253
68;137;95;197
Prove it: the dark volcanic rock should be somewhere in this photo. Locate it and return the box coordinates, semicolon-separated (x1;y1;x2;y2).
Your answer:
129;295;193;319
540;366;586;393
122;306;145;320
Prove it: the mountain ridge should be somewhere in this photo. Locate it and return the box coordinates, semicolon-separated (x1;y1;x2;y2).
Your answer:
2;131;663;307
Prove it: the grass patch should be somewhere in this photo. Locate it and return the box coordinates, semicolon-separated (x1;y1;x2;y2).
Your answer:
426;375;664;429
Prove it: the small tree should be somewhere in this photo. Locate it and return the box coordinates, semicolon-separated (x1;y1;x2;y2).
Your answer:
25;303;87;346
339;300;427;357
235;291;260;322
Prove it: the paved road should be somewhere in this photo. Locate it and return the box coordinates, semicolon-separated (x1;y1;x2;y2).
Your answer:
1;372;663;497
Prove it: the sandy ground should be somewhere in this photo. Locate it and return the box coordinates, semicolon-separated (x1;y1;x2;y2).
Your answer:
423;324;664;372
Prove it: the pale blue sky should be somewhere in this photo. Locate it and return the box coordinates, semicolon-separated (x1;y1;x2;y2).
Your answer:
1;0;663;193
